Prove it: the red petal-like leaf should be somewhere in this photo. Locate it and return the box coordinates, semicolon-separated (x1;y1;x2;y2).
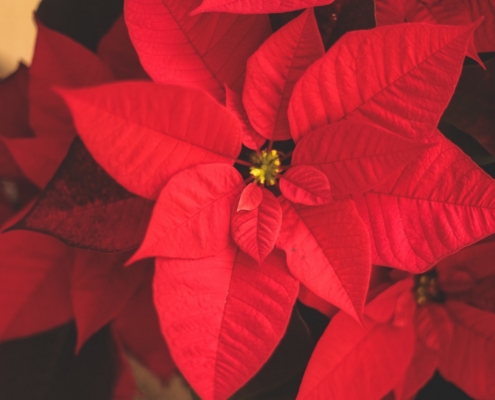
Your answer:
125;0;271;101
193;0;334;14
439;301;495;400
231;187;282;262
1;136;74;189
405;0;495;53
237;182;263;211
279;165;332;205
71;251;146;351
297;283;415;400
289;22;477;142
30;20;113;139
353;135;495;272
154;245;299;400
293;121;428;195
0;230;73;342
0;63;32;139
11;140;154;252
243;9;324;141
225;86;265;150
113;268;175;381
394;302;454;399
17;20;114;187
60;82;242;199
276;197;371;320
130;164;243;261
97;16;149;80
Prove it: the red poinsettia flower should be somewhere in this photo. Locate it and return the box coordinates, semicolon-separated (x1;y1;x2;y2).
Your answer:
57;2;495;398
297;236;495;400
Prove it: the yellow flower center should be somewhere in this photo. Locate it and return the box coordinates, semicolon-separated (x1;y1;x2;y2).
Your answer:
250;149;281;186
413;272;444;306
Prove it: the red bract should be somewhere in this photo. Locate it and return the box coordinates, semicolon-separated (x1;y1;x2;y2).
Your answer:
129;164;244;260
289;22;479;142
243;8;325;141
297;280;416;400
59;83;242;200
192;0;334;14
71;251;146;352
124;0;271;101
0;230;73;342
153;245;298;400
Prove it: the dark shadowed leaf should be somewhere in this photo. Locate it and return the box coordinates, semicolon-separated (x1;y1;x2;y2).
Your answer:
0;323;118;400
10;139;153;252
443;58;495;156
36;0;123;51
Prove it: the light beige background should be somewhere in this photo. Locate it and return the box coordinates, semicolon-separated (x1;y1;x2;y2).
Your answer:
0;0;41;77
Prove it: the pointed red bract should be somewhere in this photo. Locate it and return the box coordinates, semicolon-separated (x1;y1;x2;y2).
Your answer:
0;64;31;139
60;82;242;199
154;245;299;400
30;20;114;139
395;304;453;400
243;9;324;141
10;21;114;187
1;136;73;189
97;16;149;80
130;164;243;262
279;165;332;205
0;230;73;341
297;282;415;400
231;187;282;262
71;251;146;351
289;22;478;142
193;0;334;14
439;302;495;400
292;121;428;195
237;182;263;211
276;197;371;320
353;135;495;272
225;86;265;150
125;0;271;101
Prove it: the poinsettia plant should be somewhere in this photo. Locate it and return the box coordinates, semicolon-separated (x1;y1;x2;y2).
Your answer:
1;0;495;399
